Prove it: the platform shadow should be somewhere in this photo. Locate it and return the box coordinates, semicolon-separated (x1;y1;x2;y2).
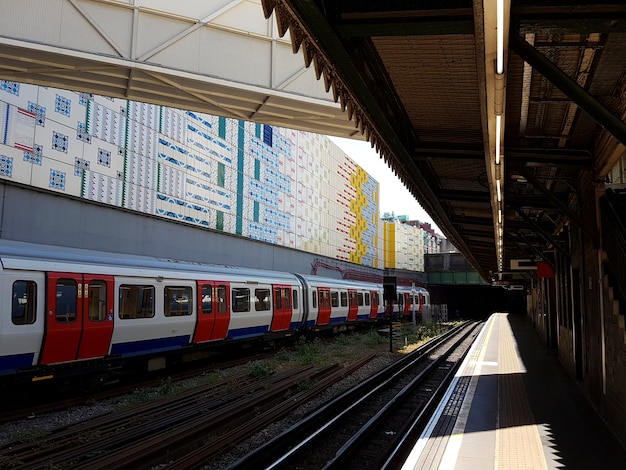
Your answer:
429;313;626;469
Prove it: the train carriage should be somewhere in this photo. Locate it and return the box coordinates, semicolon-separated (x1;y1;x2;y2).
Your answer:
1;264;45;375
394;285;430;320
298;275;384;333
0;239;425;386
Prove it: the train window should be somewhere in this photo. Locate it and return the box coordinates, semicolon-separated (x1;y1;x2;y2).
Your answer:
232;287;250;312
320;290;330;309
164;286;192;317
274;287;282;310
216;285;227;313
88;280;107;321
56;279;77;323
372;292;379;305
255;288;271;311
358;292;364;306
292;290;298;310
282;288;290;309
201;285;212;314
273;287;291;310
119;285;155;319
349;291;357;307
340;291;347;307
331;291;339;308
12;280;36;325
312;290;317;309
364;292;370;306
397;294;403;306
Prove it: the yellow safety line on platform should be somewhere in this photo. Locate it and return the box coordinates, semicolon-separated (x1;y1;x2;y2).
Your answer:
495;314;547;470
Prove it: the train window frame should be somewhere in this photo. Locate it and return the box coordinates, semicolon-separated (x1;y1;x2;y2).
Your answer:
292;289;298;310
216;285;227;314
340;291;347;307
87;279;107;321
364;292;370;306
201;284;212;314
312;290;317;309
331;291;339;308
232;287;250;312
56;278;77;323
358;292;364;306
12;280;37;325
164;286;192;317
319;289;330;309
255;288;271;311
118;284;155;319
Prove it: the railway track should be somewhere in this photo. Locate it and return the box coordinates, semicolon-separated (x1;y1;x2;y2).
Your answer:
0;351;275;424
0;355;376;469
227;320;482;470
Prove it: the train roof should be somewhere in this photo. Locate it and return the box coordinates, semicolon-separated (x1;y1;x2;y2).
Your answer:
298;274;382;290
0;240;422;292
0;239;299;283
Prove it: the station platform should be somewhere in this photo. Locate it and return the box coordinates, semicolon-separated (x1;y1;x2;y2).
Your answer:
401;312;626;469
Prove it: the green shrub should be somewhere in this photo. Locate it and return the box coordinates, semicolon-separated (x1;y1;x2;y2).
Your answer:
296;338;322;365
248;361;276;378
361;331;387;348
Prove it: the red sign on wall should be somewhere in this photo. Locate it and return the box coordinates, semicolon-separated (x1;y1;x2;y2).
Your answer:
537;261;554;278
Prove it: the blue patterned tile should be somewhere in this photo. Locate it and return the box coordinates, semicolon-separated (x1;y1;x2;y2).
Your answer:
49;169;66;190
23;150;42;165
76;122;91;143
0;155;13;177
98;148;111;167
55;94;71;117
0;81;19;96
79;92;93;105
27;101;46;126
74;157;90;176
52;131;68;152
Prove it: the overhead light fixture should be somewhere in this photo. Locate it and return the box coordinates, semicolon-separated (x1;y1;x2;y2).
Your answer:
496;179;501;202
495;115;502;164
497;0;505;75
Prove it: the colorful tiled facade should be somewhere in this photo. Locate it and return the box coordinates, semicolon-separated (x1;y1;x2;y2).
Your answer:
0;82;386;269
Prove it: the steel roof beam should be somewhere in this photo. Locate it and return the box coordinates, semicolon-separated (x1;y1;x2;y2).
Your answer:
515;209;570;260
510;34;626;148
514;166;597;244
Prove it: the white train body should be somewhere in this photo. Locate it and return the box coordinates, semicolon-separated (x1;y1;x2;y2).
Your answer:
298;275;383;329
0;240;431;384
394;285;431;319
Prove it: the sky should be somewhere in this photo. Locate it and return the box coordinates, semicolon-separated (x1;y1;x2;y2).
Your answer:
329;136;442;234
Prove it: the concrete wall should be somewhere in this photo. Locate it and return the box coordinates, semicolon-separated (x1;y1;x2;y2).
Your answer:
530;172;626;448
0;183;382;279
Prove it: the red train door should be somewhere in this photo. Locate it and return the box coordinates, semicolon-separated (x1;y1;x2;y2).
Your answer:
347;289;358;321
271;285;292;331
317;287;331;325
403;293;411;315
42;273;115;365
369;291;379;319
419;293;425;314
41;273;82;364
194;281;230;342
77;275;114;360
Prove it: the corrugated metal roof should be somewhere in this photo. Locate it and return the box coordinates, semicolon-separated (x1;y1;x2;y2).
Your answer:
261;0;626;284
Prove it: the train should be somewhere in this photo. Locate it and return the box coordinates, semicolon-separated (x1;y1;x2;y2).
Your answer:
0;239;429;387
